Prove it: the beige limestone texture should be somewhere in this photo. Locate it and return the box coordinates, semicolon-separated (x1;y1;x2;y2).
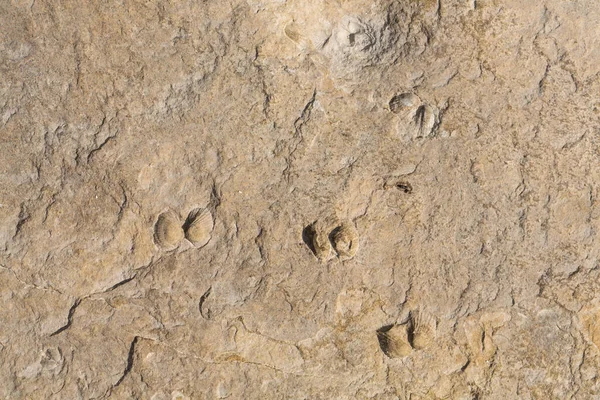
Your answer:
1;0;600;399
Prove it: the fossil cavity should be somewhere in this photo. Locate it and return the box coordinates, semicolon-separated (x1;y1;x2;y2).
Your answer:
154;210;184;250
377;324;413;358
303;223;333;262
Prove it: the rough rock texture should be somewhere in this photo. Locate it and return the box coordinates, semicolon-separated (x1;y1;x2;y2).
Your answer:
2;0;600;399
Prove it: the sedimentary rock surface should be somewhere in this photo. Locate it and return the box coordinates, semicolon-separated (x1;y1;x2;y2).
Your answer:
2;0;600;398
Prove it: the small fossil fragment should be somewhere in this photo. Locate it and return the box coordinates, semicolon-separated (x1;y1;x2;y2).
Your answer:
385;180;413;194
337;18;373;51
395;182;413;193
377;324;412;358
330;222;359;260
302;224;332;262
409;309;437;350
199;287;212;319
154;210;184;250
389;93;420;115
184;208;214;248
313;232;332;262
284;23;301;43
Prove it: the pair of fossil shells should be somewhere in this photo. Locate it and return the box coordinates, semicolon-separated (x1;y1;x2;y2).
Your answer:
307;221;359;262
377;309;437;358
154;208;214;250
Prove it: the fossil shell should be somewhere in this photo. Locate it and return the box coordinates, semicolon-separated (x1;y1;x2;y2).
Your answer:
394;97;438;140
412;104;437;138
303;224;332;262
284;22;313;50
184;208;214;248
312;230;332;262
154;210;184;250
409;309;437;350
377;324;412;358
330;223;359;260
389;93;420;115
284;23;301;43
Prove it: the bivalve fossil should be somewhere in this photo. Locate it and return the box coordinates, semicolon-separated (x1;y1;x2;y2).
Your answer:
154;210;184;250
389;93;420;116
377;324;412;358
303;224;333;262
184;208;214;248
409;309;437;350
412;104;437;138
330;222;359;260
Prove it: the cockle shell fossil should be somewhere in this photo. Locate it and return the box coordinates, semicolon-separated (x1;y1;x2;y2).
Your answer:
409;309;437;350
154;210;184;250
330;222;359;260
389;93;420;115
184;208;214;248
377;324;412;358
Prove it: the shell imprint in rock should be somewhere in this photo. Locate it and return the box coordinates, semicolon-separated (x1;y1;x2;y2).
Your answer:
330;222;359;260
412;104;437;138
389;93;420;116
409;309;437;350
377;324;413;358
302;224;332;262
154;210;184;250
184;208;214;248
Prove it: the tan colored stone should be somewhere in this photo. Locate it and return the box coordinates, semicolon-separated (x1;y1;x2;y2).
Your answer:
1;0;599;397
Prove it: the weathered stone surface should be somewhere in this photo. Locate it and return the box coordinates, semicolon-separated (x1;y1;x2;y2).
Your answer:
2;0;600;398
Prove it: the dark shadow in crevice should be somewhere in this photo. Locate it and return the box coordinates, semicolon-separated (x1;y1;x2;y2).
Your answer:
302;224;318;255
